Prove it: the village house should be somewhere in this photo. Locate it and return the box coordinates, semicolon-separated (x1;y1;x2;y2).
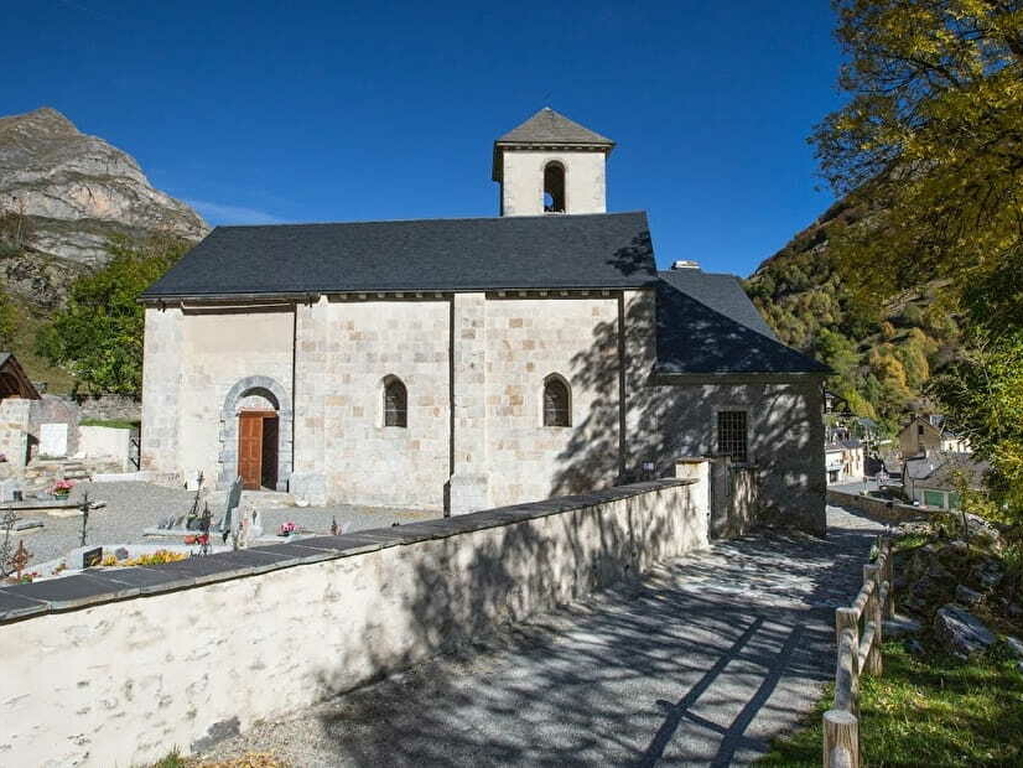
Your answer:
899;414;971;458
903;452;988;510
139;108;829;532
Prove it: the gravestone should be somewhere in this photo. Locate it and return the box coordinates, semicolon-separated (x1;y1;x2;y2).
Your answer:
0;478;20;502
39;423;69;458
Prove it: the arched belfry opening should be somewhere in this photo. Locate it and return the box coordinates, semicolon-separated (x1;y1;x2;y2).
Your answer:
543;161;566;213
492;107;614;216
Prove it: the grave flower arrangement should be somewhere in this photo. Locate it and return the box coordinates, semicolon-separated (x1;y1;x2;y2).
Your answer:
278;521;298;536
51;480;74;498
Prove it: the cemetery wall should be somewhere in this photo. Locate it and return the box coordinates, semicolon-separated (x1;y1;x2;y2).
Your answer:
28;393;80;458
78;425;132;468
0;472;708;768
74;393;141;423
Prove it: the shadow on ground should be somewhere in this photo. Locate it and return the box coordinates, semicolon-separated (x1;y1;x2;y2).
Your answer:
204;507;883;767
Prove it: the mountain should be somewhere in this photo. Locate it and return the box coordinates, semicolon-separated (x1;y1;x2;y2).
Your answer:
744;199;962;428
0;107;208;307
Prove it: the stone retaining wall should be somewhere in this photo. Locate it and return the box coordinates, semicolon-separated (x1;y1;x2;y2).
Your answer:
826;488;926;523
0;470;708;767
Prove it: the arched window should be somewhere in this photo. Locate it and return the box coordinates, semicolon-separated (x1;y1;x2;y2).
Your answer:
383;376;408;427
543;161;566;213
543;375;571;427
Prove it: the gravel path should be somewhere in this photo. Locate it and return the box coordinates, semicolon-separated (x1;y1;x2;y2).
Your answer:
13;482;439;566
199;506;886;767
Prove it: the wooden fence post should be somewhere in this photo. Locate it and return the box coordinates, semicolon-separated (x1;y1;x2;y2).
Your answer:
823;709;859;768
862;564;882;675
883;539;895;619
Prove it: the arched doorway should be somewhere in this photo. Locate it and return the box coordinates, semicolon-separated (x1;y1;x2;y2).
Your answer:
218;376;293;491
238;390;279;490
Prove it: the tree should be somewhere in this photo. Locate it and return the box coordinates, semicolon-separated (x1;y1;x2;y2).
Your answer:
814;0;1023;299
37;234;188;394
816;1;1023;513
931;329;1023;512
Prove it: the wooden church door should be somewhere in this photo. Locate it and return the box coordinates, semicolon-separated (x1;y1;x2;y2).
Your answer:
238;411;266;490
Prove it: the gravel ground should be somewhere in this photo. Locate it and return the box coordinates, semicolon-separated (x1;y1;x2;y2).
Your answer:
199;506;885;767
11;481;439;567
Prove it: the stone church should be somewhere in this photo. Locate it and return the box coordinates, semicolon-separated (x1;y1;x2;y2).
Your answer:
141;108;828;531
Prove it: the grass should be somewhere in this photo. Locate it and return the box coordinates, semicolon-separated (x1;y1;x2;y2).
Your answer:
760;640;1023;766
891;532;929;553
79;417;138;429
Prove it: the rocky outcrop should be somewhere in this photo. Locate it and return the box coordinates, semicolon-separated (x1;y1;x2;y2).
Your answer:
933;603;996;659
0;107;209;303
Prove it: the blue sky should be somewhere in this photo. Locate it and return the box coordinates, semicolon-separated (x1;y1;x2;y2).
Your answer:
8;1;844;277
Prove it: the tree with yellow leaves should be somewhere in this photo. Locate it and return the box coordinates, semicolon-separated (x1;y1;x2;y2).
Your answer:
817;0;1023;514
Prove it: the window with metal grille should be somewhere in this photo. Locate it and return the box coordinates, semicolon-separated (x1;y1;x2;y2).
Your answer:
543;376;571;427
717;410;748;462
383;377;407;427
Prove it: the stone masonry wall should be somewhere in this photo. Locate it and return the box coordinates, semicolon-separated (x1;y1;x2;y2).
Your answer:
319;298;451;509
501;150;607;216
640;378;827;535
0;397;31;467
73;393;141;423
179;307;294;488
140;307;183;478
0;476;707;768
485;294;621;507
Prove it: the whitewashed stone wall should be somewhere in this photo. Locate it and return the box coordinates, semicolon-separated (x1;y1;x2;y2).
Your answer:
0;477;707;768
501;150;607;216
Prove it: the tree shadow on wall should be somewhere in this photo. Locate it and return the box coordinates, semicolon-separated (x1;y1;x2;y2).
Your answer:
297;504;882;767
550;282;825;530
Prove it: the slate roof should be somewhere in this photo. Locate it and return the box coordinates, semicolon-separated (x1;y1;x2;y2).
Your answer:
654;275;829;376
658;269;778;340
142;212;658;299
904;453;988;490
492;108;615;181
496;108;615;147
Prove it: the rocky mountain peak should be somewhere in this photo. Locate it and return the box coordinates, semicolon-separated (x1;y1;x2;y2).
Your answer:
0;106;209;285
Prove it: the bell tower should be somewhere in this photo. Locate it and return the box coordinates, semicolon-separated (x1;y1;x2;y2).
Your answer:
492;108;615;216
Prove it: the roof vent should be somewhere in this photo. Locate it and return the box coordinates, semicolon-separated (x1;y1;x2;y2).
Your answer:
671;260;700;270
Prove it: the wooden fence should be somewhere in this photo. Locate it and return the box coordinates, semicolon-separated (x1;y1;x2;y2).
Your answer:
823;535;894;768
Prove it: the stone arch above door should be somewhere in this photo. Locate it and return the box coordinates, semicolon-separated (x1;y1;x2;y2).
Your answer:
218;375;292;491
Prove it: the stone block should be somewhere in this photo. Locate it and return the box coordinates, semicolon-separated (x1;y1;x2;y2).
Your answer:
39;423;68;458
448;472;490;516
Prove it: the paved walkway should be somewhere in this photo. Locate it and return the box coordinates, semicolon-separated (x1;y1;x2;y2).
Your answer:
203;506;884;767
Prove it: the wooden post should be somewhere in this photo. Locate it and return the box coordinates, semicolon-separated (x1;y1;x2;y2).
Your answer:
862;564;882;675
836;606;859;651
823;709;859;768
834;627;860;715
884;540;895;619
